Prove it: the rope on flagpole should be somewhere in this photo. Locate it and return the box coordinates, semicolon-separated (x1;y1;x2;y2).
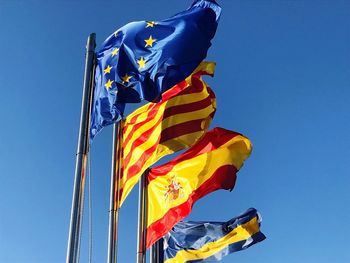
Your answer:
136;169;148;263
87;151;93;263
107;120;124;263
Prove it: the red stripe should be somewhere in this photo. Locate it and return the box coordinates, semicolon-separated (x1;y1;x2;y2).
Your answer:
160;79;189;100
123;116;163;169
193;69;214;79
123;83;187;143
122;116;211;185
159;118;208;144
149;128;241;182
123;85;212;169
159;67;213;101
126;80;189;124
146;165;237;248
128;103;153;124
118;68;214;203
123;79;204;148
123;141;159;182
123;103;161;147
123;89;210;161
162;94;213;120
127;67;213;123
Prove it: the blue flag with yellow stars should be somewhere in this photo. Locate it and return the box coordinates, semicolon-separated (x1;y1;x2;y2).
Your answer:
91;0;221;139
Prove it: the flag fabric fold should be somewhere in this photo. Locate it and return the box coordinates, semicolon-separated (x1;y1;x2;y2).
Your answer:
146;127;252;248
90;0;221;139
163;208;266;263
118;62;217;207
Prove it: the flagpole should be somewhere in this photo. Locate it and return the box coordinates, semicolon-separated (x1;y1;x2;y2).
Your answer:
150;238;163;263
150;241;157;263
158;239;164;263
136;170;148;263
66;33;96;263
107;121;123;263
150;245;155;263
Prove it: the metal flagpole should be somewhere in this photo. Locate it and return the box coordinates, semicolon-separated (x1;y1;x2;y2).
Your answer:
157;239;164;263
150;242;156;263
107;121;124;263
150;238;163;263
136;170;148;263
66;33;96;263
150;244;155;263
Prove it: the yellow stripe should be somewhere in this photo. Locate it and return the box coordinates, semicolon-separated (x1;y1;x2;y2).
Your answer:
123;89;215;177
147;135;252;226
120;175;143;204
161;104;214;128
123;103;165;150
123;86;210;155
119;61;216;206
123;104;215;188
123;61;215;140
186;61;216;86
123;62;214;153
197;61;216;76
164;217;260;263
158;130;208;155
119;130;210;205
124;103;152;125
121;123;214;205
124;84;210;142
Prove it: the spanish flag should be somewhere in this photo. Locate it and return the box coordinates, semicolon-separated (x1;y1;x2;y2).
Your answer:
119;62;216;206
163;208;265;263
146;127;252;248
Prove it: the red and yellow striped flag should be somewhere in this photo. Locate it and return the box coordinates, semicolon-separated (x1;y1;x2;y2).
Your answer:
145;127;252;248
118;62;216;206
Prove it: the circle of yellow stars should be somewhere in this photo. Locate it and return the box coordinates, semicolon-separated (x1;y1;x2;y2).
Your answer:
104;21;159;90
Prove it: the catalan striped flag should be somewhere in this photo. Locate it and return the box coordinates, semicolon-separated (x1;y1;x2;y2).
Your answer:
163;208;266;263
118;62;217;206
146;127;252;248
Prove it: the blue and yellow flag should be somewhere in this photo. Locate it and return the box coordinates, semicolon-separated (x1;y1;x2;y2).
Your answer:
90;0;221;138
163;208;266;263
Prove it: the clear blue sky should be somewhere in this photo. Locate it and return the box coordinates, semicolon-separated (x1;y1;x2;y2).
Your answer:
0;1;349;262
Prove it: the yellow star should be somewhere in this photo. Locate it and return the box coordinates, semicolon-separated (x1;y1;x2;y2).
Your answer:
144;35;156;47
146;21;157;28
104;65;112;74
137;57;146;69
104;79;114;89
111;48;119;57
121;74;132;84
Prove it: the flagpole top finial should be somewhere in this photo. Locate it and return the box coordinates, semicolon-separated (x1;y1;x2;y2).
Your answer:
86;33;96;51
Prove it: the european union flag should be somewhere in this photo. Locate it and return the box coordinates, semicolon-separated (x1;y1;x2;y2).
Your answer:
163;208;266;263
91;0;221;139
